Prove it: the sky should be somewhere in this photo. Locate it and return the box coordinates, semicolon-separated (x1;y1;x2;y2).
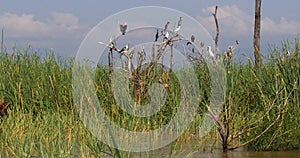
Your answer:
1;0;300;61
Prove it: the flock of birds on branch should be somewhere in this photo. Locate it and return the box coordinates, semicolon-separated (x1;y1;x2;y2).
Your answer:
98;17;239;66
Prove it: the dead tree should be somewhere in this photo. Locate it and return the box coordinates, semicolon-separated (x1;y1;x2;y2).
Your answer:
254;0;263;70
1;28;4;53
213;6;219;53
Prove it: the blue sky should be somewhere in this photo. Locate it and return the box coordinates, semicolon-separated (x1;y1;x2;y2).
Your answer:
1;0;300;60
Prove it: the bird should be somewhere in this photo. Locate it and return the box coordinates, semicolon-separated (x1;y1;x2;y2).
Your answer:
97;36;118;52
164;21;170;33
119;22;127;35
154;29;159;42
177;17;183;27
174;17;182;34
191;35;195;42
187;35;195;45
165;32;169;39
207;46;215;58
119;44;129;55
174;26;181;34
227;40;239;53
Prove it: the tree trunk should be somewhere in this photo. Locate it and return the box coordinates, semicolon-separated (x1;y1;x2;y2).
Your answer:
254;0;262;70
1;28;3;53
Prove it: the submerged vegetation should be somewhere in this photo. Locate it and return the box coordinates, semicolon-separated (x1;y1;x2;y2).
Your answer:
0;39;299;157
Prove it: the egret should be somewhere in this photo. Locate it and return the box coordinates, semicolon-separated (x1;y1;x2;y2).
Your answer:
207;46;215;58
119;22;127;35
165;32;169;39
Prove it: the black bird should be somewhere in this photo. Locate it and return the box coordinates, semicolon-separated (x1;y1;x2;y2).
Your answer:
187;35;195;45
119;44;129;55
119;23;127;35
191;35;195;42
177;17;183;27
163;21;170;33
154;29;159;42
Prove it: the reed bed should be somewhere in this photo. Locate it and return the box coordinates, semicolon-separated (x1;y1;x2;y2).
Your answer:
0;41;299;157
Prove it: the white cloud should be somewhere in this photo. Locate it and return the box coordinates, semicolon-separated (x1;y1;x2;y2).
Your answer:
0;12;89;38
262;17;300;35
196;5;300;37
197;5;253;37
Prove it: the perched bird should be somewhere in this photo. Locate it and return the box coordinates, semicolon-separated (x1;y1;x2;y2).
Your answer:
119;44;129;55
227;40;239;53
119;22;127;35
207;46;215;58
177;17;183;27
164;21;170;33
174;17;182;34
191;35;195;42
97;36;117;52
187;35;195;45
165;32;169;39
108;38;115;52
174;26;181;34
154;29;159;42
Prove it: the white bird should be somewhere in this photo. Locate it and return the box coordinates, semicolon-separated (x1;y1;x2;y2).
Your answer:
97;36;117;51
165;32;169;39
174;26;181;34
207;46;215;58
119;22;127;35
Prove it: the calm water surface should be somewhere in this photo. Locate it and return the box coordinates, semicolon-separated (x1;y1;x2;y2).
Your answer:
138;141;300;158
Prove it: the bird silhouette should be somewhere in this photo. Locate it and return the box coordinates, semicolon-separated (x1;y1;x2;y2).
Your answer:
187;35;195;45
191;35;195;42
154;29;159;42
163;21;170;33
177;17;183;27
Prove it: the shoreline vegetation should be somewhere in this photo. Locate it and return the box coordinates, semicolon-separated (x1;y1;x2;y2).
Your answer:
0;39;299;157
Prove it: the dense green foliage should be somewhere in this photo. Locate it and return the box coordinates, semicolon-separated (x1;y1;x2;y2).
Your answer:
0;42;299;156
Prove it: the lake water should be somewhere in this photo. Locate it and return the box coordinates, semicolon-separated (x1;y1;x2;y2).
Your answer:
135;141;300;158
142;148;300;158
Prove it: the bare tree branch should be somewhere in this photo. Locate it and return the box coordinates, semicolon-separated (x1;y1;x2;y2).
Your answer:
213;6;219;53
228;113;281;150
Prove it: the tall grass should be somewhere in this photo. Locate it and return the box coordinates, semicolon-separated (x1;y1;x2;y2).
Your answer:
0;40;299;157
